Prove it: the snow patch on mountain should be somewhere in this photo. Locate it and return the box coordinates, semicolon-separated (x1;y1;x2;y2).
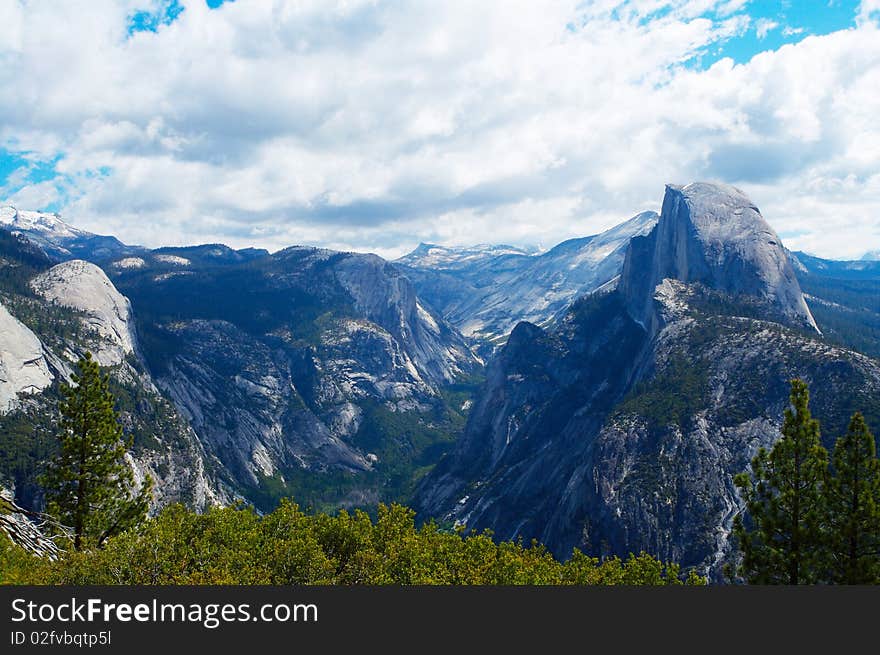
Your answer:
0;206;85;239
113;257;147;270
155;254;191;266
397;243;538;270
153;271;194;282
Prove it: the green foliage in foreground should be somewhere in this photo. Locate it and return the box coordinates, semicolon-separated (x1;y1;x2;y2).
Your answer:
0;532;44;585
1;502;704;585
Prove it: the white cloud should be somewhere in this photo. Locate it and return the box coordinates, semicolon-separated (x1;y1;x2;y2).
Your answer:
755;18;778;39
0;0;24;55
0;0;879;259
859;0;880;22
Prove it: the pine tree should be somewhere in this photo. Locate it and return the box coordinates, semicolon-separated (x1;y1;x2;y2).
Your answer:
40;353;153;550
732;379;829;584
825;412;880;584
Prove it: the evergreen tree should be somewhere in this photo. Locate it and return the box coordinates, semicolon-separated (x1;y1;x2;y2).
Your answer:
40;353;153;550
825;412;880;584
732;379;829;584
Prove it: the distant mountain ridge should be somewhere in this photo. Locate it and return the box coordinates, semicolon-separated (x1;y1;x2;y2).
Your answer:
790;250;880;279
396;211;659;347
0;206;142;262
396;243;540;270
786;249;880;360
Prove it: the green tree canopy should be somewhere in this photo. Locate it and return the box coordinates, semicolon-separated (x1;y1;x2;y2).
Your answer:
732;378;829;584
825;412;880;584
40;352;152;550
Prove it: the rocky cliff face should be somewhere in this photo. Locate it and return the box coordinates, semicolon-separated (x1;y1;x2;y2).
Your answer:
314;250;475;387
30;260;139;366
415;182;880;578
621;183;817;335
154;317;370;487
0;301;54;413
2;213;481;513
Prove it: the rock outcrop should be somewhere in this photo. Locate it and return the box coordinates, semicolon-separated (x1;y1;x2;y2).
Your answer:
621;183;817;334
335;252;477;385
0;489;62;560
0;301;54;413
30;260;138;366
0;230;226;512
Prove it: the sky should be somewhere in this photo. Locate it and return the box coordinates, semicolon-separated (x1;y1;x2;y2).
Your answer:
1;0;879;260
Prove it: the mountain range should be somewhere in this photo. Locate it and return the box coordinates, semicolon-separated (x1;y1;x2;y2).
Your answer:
1;186;879;578
0;208;481;511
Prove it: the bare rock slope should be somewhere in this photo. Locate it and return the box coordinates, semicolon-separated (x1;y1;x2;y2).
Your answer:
0;301;54;413
30;260;138;366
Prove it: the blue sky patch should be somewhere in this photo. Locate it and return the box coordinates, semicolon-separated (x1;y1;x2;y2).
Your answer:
0;150;63;192
696;0;861;68
0;148;112;213
127;0;185;35
0;150;29;186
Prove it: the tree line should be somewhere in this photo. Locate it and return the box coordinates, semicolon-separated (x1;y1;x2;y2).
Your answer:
2;501;704;585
